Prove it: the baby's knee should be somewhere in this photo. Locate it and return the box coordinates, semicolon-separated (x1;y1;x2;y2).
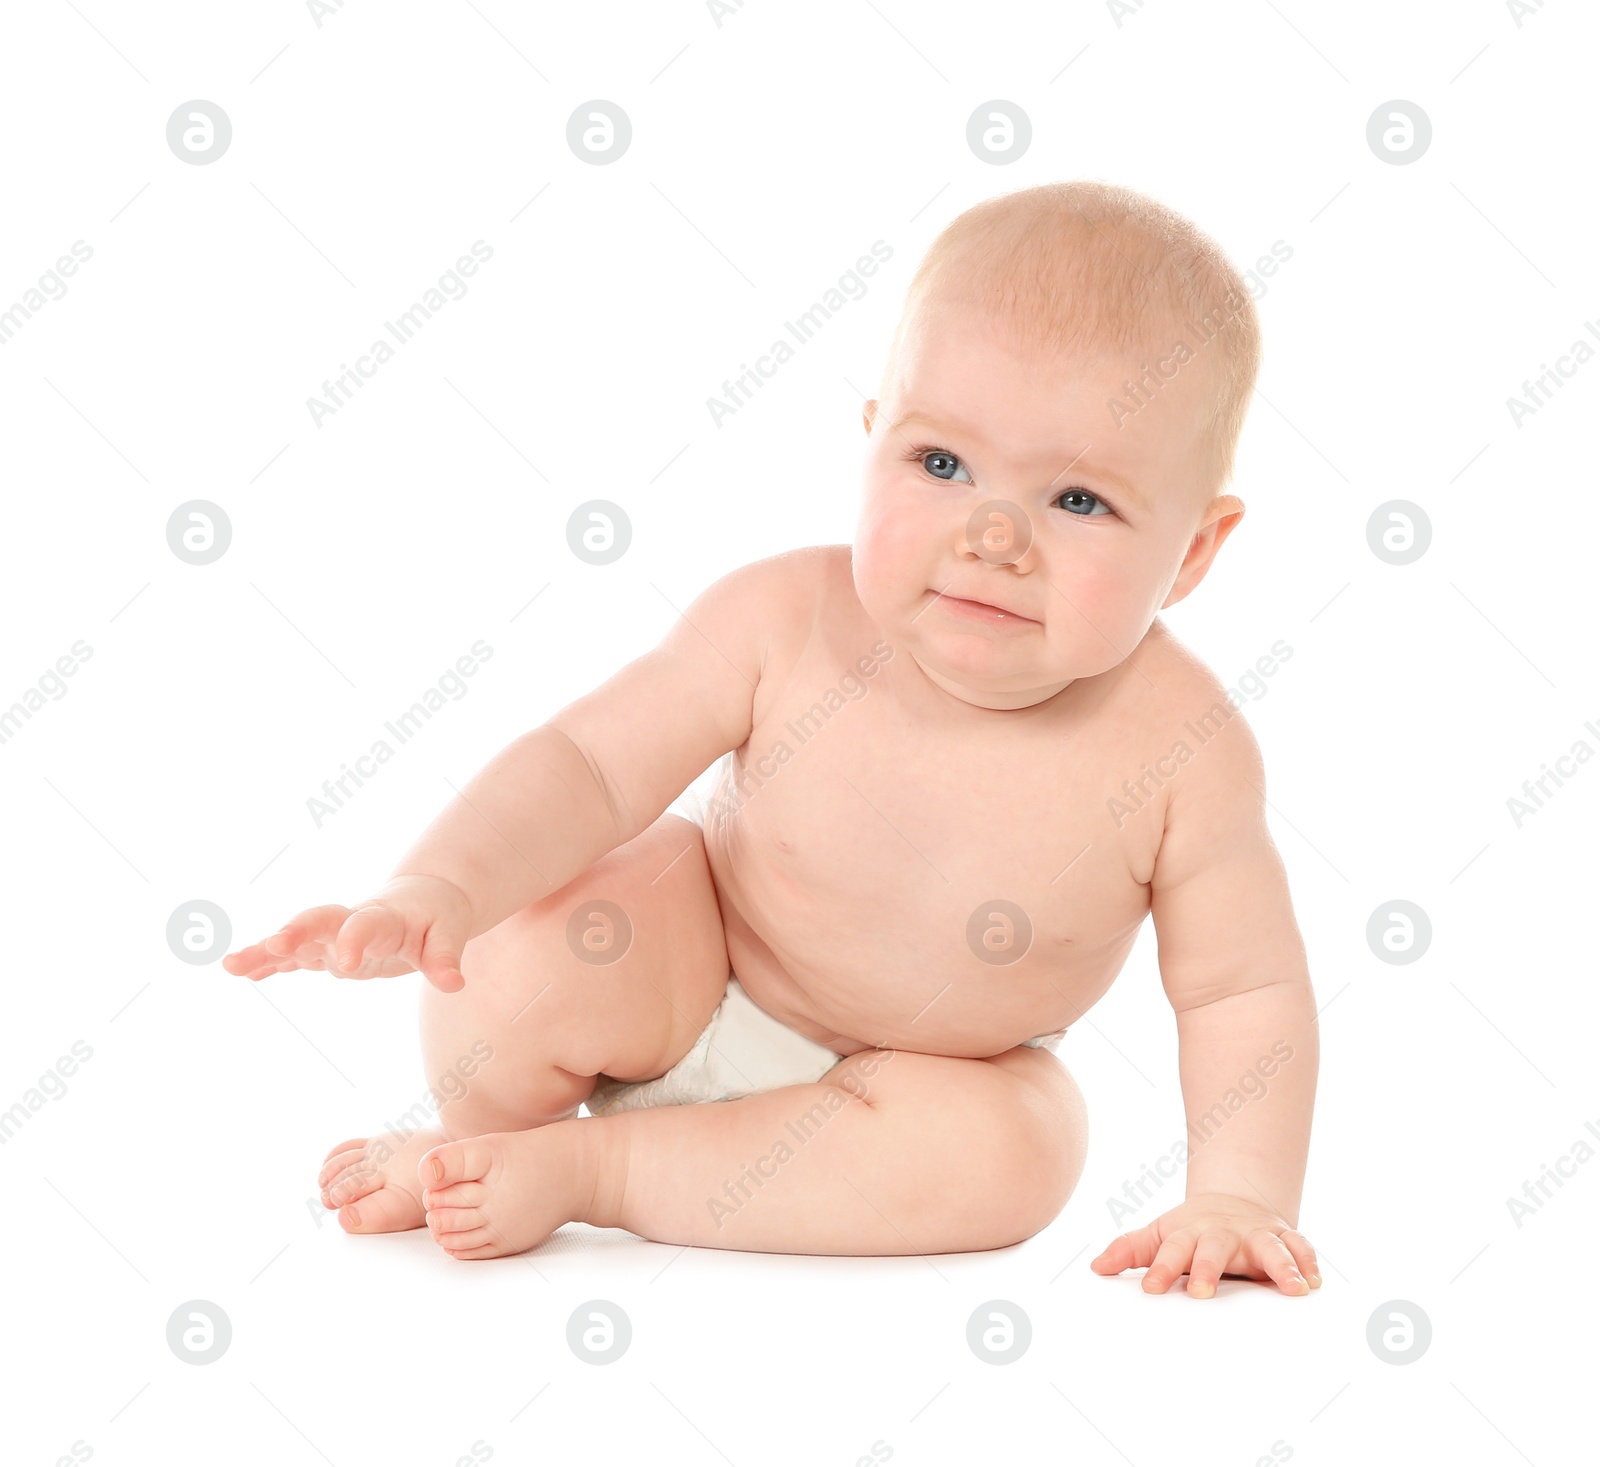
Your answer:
423;1038;511;1139
427;1046;497;1123
990;1050;1089;1224
856;1050;1087;1239
433;1058;596;1140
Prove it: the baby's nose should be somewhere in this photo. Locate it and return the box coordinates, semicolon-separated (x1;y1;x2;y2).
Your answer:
960;497;1035;567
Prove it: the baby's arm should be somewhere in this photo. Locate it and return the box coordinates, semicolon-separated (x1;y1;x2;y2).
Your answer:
384;557;779;936
1092;699;1322;1299
228;555;800;986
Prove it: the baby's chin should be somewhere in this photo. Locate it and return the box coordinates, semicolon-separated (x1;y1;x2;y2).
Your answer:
900;632;1085;701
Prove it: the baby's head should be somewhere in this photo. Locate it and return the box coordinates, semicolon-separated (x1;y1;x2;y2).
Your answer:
853;180;1261;709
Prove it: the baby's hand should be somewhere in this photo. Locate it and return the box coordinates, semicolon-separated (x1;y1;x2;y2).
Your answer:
1090;1194;1321;1299
221;874;474;993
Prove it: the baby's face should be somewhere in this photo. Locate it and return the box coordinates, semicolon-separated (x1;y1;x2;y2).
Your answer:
853;304;1241;709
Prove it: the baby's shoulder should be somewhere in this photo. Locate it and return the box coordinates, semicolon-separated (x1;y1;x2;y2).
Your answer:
720;543;846;621
1137;617;1230;700
1133;618;1267;785
701;545;848;673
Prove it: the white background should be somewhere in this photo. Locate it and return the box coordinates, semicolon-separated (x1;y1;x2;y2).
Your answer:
2;1;1596;1463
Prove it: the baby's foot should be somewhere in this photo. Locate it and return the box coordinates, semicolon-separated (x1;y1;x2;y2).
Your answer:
318;1127;444;1233
418;1121;606;1260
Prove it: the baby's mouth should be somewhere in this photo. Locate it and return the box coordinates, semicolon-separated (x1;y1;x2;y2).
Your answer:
929;590;1040;627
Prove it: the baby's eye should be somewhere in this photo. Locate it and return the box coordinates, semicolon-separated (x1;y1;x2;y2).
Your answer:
1055;489;1112;517
920;449;972;484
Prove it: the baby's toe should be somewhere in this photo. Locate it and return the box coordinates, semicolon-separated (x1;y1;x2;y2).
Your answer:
319;1149;369;1189
323;1163;384;1208
420;1137;496;1190
426;1205;485;1239
421;1181;488;1211
322;1136;370;1167
437;1227;501;1257
339;1185;423;1234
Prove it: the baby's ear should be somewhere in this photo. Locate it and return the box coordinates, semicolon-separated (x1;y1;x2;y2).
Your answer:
1206;493;1245;524
862;398;878;435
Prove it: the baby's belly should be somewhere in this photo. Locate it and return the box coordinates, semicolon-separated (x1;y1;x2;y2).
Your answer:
702;806;1145;1058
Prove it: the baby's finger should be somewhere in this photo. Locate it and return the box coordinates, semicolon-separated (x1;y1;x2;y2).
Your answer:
242;959;295;982
225;931;298;971
1278;1228;1322;1288
349;904;409;969
1247;1229;1311;1296
223;937;290;977
1141;1230;1199;1295
1091;1226;1155;1275
265;906;349;957
1185;1229;1240;1299
418;922;466;993
332;905;399;978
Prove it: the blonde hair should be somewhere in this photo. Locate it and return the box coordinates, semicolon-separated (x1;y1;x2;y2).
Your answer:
880;180;1262;496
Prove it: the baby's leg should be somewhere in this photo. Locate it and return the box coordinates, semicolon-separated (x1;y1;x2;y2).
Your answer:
317;812;730;1234
418;1045;1088;1258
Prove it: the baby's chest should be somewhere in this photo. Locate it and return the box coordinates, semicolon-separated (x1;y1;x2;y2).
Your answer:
720;696;1155;952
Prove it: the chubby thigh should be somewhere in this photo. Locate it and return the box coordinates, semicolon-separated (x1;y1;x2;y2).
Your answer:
599;1041;1092;1253
419;812;734;1135
807;1043;1090;1230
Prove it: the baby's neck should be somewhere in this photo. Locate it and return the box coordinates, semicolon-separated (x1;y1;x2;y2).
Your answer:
902;649;1077;713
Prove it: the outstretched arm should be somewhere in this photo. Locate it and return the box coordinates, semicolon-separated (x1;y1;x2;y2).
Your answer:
226;555;803;988
385;556;786;939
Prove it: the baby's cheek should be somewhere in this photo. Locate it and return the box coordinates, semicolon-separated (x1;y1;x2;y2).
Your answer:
1053;564;1145;644
852;503;915;591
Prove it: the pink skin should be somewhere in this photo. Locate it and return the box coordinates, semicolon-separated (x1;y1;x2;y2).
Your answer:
245;295;1320;1296
848;308;1318;1299
852;306;1244;712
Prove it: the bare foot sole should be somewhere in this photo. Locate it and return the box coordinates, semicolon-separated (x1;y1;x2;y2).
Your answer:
318;1127;445;1233
419;1121;601;1260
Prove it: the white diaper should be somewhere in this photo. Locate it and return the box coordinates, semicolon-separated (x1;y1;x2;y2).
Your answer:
583;973;1066;1118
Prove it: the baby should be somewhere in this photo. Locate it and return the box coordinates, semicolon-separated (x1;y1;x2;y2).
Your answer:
225;180;1321;1299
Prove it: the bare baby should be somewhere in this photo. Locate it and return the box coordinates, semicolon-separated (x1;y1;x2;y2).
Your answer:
225;180;1321;1298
